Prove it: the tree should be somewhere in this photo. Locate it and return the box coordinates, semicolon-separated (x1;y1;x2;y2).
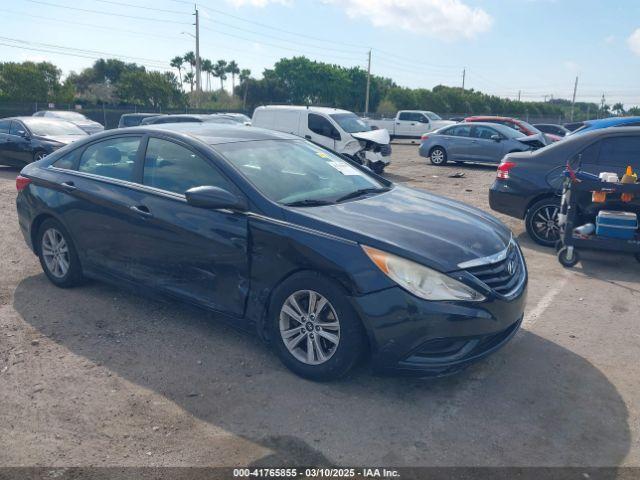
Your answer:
170;55;184;88
627;106;640;116
214;60;228;90
0;61;69;102
116;70;184;109
239;68;251;109
227;60;240;95
201;59;213;91
612;102;625;116
183;71;195;93
183;51;196;76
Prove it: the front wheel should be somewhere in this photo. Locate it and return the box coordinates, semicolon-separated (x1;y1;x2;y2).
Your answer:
558;246;580;268
268;273;366;381
429;147;447;166
369;161;385;174
525;198;561;247
33;151;47;162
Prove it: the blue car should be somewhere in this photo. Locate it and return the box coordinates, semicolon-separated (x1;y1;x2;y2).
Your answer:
15;124;527;380
569;116;640;136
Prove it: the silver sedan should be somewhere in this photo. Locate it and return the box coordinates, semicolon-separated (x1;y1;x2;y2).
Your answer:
419;122;545;165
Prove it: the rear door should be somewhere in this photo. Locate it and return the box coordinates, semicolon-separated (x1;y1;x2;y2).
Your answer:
469;125;506;162
442;124;474;160
123;135;250;316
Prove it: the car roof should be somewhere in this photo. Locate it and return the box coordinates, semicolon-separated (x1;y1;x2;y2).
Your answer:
256;105;353;115
465;116;519;122
6;116;70;122
438;122;518;135
126;123;300;145
584;116;640;127
122;113;163;117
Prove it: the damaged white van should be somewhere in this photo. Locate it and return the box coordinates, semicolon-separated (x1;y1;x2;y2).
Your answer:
252;106;391;173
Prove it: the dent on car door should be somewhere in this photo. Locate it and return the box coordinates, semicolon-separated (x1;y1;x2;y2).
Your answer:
56;135;147;275
124;136;250;316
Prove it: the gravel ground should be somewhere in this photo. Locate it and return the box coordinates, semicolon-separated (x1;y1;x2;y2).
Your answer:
0;143;639;468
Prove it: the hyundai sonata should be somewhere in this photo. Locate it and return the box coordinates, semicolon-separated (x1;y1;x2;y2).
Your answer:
16;124;527;380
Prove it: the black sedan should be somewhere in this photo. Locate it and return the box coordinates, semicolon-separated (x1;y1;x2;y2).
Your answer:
16;124;527;380
140;114;239;126
489;127;640;246
0;117;87;167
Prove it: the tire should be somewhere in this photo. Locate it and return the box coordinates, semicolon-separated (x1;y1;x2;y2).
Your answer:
268;272;366;381
525;198;561;247
369;161;385;174
554;239;564;253
429;147;447;166
37;218;84;288
33;151;47;162
557;246;580;268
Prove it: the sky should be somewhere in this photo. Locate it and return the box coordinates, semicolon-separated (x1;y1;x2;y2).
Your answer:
1;0;639;107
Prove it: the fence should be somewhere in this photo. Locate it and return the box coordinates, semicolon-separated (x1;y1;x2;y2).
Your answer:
361;112;572;125
0;102;250;130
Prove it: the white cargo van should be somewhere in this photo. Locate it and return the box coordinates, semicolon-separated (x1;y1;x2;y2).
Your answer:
252;106;391;173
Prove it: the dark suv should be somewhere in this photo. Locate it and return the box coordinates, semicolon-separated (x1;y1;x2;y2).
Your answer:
489;127;640;246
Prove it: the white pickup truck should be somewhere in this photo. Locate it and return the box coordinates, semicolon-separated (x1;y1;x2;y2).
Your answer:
365;110;455;140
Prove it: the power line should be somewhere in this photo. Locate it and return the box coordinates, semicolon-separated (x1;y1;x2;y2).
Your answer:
23;0;191;24
90;0;189;15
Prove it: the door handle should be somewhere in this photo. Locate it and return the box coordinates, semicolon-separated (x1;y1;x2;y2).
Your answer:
130;205;153;217
61;181;77;192
304;135;312;140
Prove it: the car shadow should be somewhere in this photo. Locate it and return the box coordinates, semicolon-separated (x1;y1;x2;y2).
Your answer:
0;165;21;180
13;274;631;467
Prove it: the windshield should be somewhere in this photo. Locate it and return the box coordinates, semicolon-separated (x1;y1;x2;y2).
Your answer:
425;112;442;121
518;120;543;136
49;111;87;121
216;140;386;205
329;113;371;133
22;118;87;136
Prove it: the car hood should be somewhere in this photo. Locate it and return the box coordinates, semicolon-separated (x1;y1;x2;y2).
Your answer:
516;133;548;146
351;129;390;145
288;185;512;272
35;134;87;144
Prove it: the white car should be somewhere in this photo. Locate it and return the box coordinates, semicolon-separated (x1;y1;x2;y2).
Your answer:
33;110;104;135
252;106;391;173
366;110;454;140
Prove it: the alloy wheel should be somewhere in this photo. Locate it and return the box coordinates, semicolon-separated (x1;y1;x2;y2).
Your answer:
41;228;70;278
532;205;560;242
430;149;445;164
279;290;340;365
34;152;47;161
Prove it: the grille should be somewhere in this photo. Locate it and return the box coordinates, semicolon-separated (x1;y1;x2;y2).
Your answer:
465;244;523;296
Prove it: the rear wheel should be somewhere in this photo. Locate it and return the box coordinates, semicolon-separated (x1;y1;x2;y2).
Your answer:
369;161;385;174
37;219;84;288
525;198;561;247
268;273;366;381
429;147;447;166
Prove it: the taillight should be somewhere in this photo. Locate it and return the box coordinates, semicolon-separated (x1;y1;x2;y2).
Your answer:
16;175;32;191
420;134;429;141
496;161;516;180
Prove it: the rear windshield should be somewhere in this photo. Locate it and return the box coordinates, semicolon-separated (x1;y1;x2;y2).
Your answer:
22;118;87;136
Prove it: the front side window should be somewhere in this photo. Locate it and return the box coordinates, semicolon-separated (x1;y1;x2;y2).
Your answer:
0;120;11;134
217;139;385;205
308;113;339;139
143;137;232;195
9;121;24;136
472;126;498;140
78;137;141;181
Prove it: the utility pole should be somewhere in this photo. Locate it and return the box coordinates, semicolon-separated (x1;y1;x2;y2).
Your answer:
570;75;578;121
195;6;201;100
600;93;606;118
462;68;466;90
364;49;371;116
518;90;521;102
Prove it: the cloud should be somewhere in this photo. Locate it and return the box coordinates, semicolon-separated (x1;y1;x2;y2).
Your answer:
327;0;493;40
628;28;640;56
604;35;615;45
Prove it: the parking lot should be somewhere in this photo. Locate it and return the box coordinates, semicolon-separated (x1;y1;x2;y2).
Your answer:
0;143;638;468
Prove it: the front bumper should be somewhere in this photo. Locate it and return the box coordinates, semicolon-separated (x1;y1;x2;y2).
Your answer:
350;281;527;377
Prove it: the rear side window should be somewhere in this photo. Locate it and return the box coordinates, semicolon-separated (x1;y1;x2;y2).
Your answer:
598;136;640;168
142;137;232;195
78;137;141;181
0;120;10;134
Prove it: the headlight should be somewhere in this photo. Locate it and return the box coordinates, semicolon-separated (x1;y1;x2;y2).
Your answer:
362;245;485;302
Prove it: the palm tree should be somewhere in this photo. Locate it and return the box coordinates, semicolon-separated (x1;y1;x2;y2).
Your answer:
214;60;228;90
201;59;213;91
612;102;625;116
239;68;251;109
170;55;184;88
184;71;195;93
183;51;196;76
226;60;240;95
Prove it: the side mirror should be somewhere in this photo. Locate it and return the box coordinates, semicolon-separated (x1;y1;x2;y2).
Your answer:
420;117;430;124
185;186;247;211
17;130;30;140
491;134;502;142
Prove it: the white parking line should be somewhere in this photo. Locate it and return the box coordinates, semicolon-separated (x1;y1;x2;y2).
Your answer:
521;273;570;329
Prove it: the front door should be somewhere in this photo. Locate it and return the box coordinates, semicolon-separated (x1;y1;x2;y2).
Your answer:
469;125;506;162
306;113;339;150
6;120;34;164
125;136;250;316
0;119;14;166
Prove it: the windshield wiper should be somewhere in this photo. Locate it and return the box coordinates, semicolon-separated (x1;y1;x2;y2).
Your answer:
335;187;390;203
284;199;335;207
